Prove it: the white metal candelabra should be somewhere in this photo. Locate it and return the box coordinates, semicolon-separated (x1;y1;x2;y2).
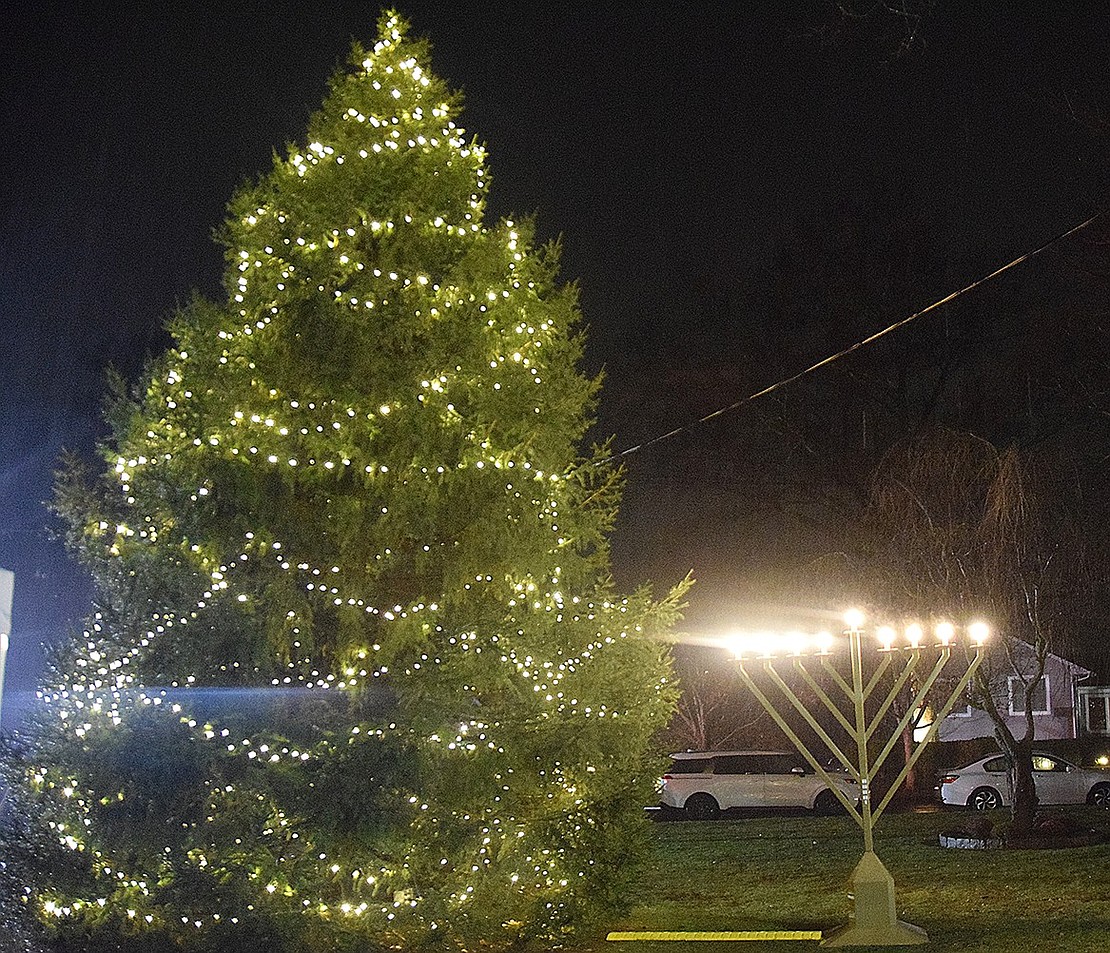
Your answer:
730;611;988;946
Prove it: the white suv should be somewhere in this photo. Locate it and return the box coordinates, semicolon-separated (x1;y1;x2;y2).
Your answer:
659;750;859;820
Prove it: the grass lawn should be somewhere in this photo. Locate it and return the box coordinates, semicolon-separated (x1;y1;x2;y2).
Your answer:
574;808;1110;953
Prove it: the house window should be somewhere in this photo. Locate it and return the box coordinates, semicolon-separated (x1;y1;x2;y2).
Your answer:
1085;695;1109;735
1008;677;1050;716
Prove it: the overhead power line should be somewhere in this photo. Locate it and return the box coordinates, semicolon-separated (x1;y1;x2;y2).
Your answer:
606;210;1105;463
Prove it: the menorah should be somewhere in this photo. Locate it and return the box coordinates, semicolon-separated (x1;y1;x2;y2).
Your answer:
730;610;988;947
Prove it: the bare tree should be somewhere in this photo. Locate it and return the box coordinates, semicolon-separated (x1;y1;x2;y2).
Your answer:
809;0;939;57
863;428;1087;832
664;646;773;752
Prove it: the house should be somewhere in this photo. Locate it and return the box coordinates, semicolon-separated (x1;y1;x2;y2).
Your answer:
935;642;1095;742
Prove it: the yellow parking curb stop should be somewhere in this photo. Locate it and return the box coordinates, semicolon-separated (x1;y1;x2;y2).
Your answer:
607;930;822;941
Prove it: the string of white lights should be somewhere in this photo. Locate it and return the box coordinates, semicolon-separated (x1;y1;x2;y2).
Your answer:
607;210;1106;463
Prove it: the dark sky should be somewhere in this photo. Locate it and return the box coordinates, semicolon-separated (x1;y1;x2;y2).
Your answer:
3;1;1109;725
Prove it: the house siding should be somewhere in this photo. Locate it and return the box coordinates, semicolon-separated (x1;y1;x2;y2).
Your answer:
937;709;1075;742
936;647;1092;742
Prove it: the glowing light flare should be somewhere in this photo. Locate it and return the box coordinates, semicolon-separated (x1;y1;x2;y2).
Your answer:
784;630;808;656
843;608;865;630
876;626;896;652
724;616;989;657
727;630;819;659
935;622;955;646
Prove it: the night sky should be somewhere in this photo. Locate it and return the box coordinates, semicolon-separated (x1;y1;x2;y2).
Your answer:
3;2;1109;725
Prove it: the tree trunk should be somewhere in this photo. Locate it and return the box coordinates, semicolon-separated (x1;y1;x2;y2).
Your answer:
900;721;917;801
993;726;1038;835
973;659;1042;836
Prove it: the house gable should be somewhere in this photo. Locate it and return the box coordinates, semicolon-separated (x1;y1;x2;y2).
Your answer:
937;643;1092;742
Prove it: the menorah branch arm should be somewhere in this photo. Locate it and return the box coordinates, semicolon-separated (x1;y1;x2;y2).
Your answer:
737;663;864;826
762;663;860;781
869;648;951;782
794;659;855;736
821;655;855;701
864;651;922;744
862;654;894;705
872;648;985;825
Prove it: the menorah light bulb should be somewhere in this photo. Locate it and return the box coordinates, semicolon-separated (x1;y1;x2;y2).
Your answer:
785;630;808;656
844;608;865;630
905;623;923;648
726;632;748;659
935;622;955;646
815;631;834;655
754;632;777;658
968;621;990;646
877;626;896;651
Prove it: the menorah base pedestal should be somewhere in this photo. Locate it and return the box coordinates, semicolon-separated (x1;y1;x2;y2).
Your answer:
821;851;928;947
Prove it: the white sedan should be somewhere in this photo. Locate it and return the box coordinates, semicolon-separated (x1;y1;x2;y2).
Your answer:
939;752;1110;810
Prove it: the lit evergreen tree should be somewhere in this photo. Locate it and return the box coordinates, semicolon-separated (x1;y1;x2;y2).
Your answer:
13;13;684;952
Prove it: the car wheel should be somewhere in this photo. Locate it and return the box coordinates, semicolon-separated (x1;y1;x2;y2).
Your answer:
814;789;845;815
1087;782;1110;807
968;786;1002;811
684;793;721;821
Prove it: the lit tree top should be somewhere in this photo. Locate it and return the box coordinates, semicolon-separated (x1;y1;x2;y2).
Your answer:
71;12;610;690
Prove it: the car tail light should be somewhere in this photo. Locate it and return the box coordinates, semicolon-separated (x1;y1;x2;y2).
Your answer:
662;774;672;781
940;774;959;785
